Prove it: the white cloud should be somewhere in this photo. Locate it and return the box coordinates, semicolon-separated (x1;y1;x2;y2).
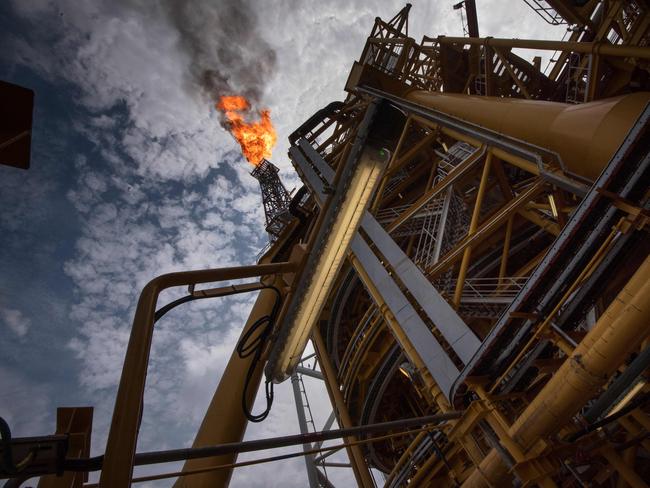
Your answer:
1;308;31;337
0;367;51;437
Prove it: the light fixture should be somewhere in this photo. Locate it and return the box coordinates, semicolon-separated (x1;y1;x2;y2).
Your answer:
265;145;390;382
398;361;416;379
548;194;559;219
607;380;646;417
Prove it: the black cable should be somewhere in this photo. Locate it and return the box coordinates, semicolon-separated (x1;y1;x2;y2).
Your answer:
236;286;281;422
1;416;16;475
151;283;281;423
153;283;274;324
154;295;198;323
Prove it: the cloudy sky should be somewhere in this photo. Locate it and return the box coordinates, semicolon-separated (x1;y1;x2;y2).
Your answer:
0;1;564;486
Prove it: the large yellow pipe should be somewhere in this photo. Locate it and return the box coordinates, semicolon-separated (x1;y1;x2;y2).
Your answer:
173;277;284;488
462;256;650;487
405;90;650;180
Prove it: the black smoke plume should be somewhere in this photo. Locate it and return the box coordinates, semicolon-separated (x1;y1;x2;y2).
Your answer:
167;1;277;107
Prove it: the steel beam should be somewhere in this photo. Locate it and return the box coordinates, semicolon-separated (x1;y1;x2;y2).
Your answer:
289;145;330;206
432;186;453;264
291;373;320;488
350;233;460;395
312;329;375;488
427;180;545;278
437;36;650;59
361;213;480;364
295;366;325;381
462;256;650;487
453;151;493;307
386;146;485;233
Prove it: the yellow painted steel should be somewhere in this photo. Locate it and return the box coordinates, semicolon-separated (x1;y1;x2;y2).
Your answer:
174;275;286;488
312;328;375;488
426;180;546;277
38;407;93;488
490;223;621;393
98;262;296;488
498;216;513;284
405;91;650;180
348;252;451;412
384;431;428;486
453;151;492;307
386;145;486;234
462;255;650;487
373;116;412;212
601;447;649;488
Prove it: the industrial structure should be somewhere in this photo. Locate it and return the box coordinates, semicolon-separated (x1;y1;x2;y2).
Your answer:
250;158;293;243
2;1;650;487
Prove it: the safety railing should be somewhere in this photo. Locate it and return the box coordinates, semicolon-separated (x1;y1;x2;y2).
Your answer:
458;276;529;304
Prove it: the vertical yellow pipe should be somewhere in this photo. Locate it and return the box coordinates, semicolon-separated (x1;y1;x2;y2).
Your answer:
615;441;638;488
174;277;284;488
372;116;411;212
384;432;428;486
453;151;492;307
498;216;513;285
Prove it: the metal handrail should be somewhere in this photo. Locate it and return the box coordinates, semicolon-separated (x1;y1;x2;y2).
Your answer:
457;276;528;303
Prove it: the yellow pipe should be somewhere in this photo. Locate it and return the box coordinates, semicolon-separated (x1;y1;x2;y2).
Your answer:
99;262;296;488
462;256;650;487
453;152;492;307
349;252;451;412
427;180;545;278
490;148;539;175
360;273;450;409
498;216;513;285
618;417;650;455
491;225;619;392
410;443;463;486
601;447;648;488
174;275;286;488
405;91;650;181
630;410;650;432
616;441;638;488
385;131;437;178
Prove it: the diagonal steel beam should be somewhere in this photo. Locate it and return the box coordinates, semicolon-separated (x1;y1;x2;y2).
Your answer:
426;179;545;278
386;146;486;233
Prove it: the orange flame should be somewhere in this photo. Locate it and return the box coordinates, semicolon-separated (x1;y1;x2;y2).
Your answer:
217;95;277;166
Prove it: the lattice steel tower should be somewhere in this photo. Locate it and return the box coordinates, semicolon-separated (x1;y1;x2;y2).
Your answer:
250;159;292;242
